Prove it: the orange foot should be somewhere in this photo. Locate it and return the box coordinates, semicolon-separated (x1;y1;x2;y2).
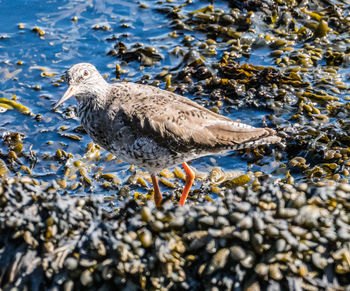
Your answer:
151;174;162;207
179;162;195;206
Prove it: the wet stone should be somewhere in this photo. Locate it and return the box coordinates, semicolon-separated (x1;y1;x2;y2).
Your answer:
80;269;93;286
169;216;185;228
255;263;269;276
278;208;298;218
229;212;245;223
235;202;251;213
150;220;164;232
230;246;246;261
253;215;265;231
80;258;97;268
337;228;350;241
206;248;230;275
141;206;152;222
237;216;253;230
198;215;215;226
266;225;280;237
215;216;229;227
338;183;350;193
275;238;287;252
63;280;74;291
64;258;78;270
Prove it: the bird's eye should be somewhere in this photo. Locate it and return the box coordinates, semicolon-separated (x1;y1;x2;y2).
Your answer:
83;69;90;78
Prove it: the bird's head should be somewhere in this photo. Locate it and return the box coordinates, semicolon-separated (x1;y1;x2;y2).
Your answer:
54;63;107;109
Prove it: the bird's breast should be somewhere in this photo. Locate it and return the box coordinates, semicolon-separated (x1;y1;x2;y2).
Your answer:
78;102;133;152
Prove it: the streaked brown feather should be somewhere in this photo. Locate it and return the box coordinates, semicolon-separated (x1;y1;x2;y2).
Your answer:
110;82;278;150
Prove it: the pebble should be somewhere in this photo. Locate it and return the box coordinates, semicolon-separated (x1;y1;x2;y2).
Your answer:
169;216;185;228
150;220;164;232
63;280;74;291
64;258;78;270
237;216;253;229
80;269;93;286
230;246;246;261
198;215;215;226
275;239;286;252
338;183;350;193
236;202;251;213
206;248;230;275
266;225;280;237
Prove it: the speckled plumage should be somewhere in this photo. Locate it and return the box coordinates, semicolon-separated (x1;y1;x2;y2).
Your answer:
54;63;281;206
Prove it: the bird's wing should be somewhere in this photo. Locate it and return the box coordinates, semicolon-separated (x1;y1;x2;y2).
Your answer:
117;83;276;149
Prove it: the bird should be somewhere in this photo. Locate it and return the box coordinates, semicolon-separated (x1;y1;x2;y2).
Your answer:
54;63;281;207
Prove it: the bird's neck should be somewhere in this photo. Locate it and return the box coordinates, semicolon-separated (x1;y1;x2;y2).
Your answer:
76;82;110;108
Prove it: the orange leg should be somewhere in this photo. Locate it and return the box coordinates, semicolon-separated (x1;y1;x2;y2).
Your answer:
151;174;162;207
179;162;195;206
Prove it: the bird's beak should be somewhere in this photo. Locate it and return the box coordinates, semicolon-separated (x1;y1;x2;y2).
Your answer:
53;86;77;110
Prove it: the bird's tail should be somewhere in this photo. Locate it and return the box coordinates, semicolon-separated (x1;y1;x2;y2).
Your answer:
227;128;282;151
